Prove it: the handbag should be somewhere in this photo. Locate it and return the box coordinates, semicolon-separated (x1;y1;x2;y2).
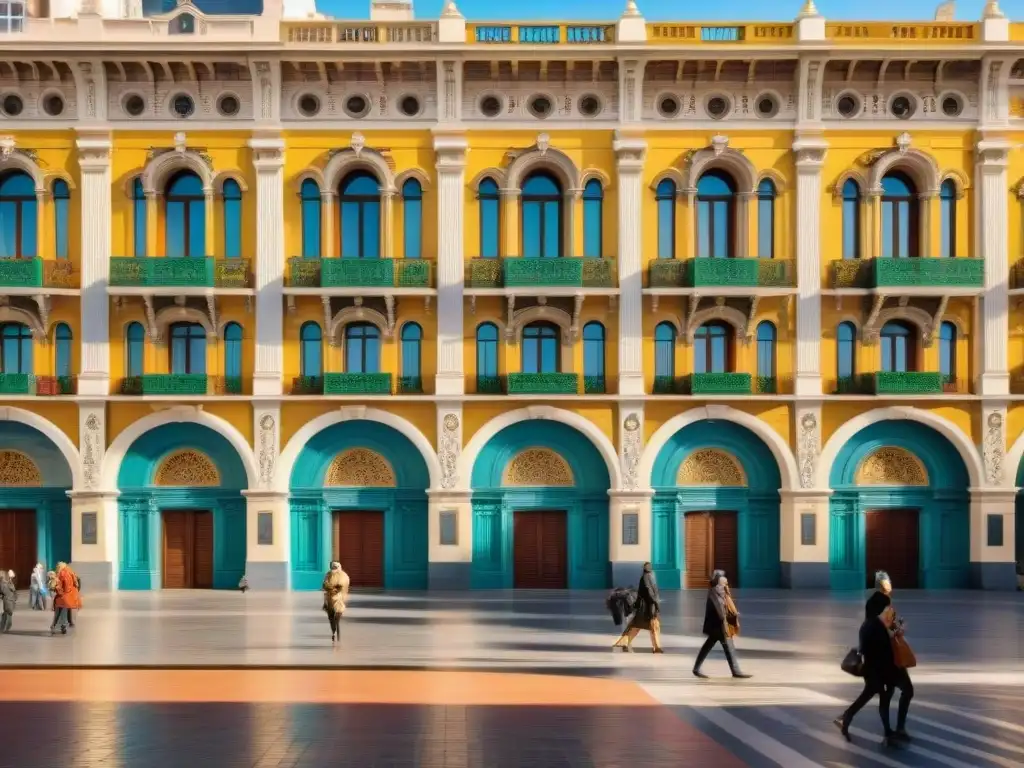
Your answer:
841;647;864;677
892;634;917;669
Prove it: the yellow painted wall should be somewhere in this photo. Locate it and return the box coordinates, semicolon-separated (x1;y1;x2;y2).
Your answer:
462;402;615;447
644;401;792;448
821;402;977;445
280;402;435;453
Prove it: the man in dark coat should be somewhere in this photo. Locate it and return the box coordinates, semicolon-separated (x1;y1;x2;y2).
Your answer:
0;569;18;633
692;570;751;678
611;563;663;652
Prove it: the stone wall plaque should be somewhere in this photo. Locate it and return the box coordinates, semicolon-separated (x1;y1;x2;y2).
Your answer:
986;513;1004;548
257;511;274;546
622;511;639;546
439;510;458;546
800;513;816;546
81;512;97;545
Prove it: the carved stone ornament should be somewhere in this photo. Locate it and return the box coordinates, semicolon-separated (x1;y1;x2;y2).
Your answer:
351;132;366;157
896;132;912;156
503;448;574;487
854;446;928;486
983;410;1005;486
325;448;396;487
677;449;747;487
711;134;729;157
797;412;819;489
439;412;460;490
0;450;42;487
82;413;101;490
621;413;642;491
155;450;220;487
258;414;276;488
536;133;550;156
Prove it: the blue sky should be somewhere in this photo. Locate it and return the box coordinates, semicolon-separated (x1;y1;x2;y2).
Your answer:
318;0;1020;22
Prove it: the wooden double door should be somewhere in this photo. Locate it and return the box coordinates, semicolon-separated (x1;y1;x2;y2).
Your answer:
513;510;567;589
333;511;385;588
865;508;920;589
0;510;37;587
684;511;739;589
162;510;214;589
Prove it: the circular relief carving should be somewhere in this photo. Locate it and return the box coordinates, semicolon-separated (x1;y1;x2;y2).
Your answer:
344;94;371;119
754;93;779;119
854;446;928;486
940;93;963;118
988;412;1003;429
677;449;747;487
42;93;65;117
398;95;421;117
890;94;916;120
155;450;220;487
171;93;195;118
479;94;503;117
706;95;731;120
325;448;396;487
260;414;275;430
836;92;862;119
624;414;640;432
443;413;459;432
297;93;321;117
578;94;602;117
217;94;240;117
528;94;553;119
0;451;42;487
657;94;680;118
1;93;24;117
123;93;146;117
801;413;817;431
503;448;574;487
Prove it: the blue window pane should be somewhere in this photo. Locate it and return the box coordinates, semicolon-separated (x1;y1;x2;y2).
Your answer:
300;179;321;259
403;180;422;259
224;322;242;378
479;178;500;258
696;201;710;258
1;323;32;374
756;321;775;377
522;201;541;258
53;180;70;260
654;322;675;377
712;201;729;258
169;322;206;374
696;171;736;259
345;323;380;373
223;179;242;259
166;172;205;258
657;179;676;259
54;323;72;377
880;321;912;372
522;172;562;259
0;172;37;259
132;179;147;258
476;322;499;379
583;179;602;258
300;321;322;377
582;321;605;378
837;322;856;378
126;322;145;377
940;180;956;259
881;173;916;259
401;322;422;378
522;323;559;373
0;201;17;258
695;323;730;373
940;321;956;377
757;180;775;259
842;180;860;260
543;200;560;257
340;172;381;259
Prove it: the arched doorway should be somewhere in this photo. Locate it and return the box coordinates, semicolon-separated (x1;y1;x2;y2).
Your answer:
470;420;610;589
828;420;969;590
117;423;248;589
650;420;781;589
289;420;429;590
0;422;72;580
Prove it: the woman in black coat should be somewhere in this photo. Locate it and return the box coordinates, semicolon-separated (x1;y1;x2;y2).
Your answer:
611;563;664;653
692;570;751;678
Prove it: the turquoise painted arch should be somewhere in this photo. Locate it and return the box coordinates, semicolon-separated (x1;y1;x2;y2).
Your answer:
0;422;72;571
289;419;429;590
117;423;248;590
828;420;970;590
1011;458;1024;573
470;419;610;590
650;419;782;589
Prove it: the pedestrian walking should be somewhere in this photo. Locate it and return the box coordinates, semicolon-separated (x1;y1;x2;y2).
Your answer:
29;563;46;610
0;570;17;633
321;561;350;643
50;562;80;636
612;563;664;653
692;570;751;679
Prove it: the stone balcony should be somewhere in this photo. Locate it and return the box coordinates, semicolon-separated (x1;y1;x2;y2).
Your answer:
866;371;944;395
291;373;401;395
109;257;252;289
0;258;77;291
0;373;76;395
506;373;580;394
119;374;211;396
830;258;984;290
466;258;616;289
652;372;755;395
287;258;433;289
648;258;794;289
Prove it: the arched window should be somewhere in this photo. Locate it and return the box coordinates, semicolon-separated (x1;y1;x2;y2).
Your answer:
169;322;206;374
940;179;957;259
478;177;501;258
656;179;676;259
223;322;242;393
402;179;422;259
222;179;242;259
582;178;603;258
653;322;676;392
880;321;915;372
345;323;380;373
300;179;321;259
694;321;732;374
400;322;422;392
880;172;918;258
0;171;38;258
299;321;322;378
939;321;957;389
165;171;205;258
475;322;500;392
0;322;32;373
339;171;381;259
836;321;857;390
582;321;605;393
521;172;562;258
756;321;776;392
125;322;145;378
842;179;861;260
521;321;559;373
757;179;775;259
696;170;736;259
53;179;70;260
54;323;72;379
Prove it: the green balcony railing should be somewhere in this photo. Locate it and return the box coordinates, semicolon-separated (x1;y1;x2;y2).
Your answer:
652;375;688;394
755;376;777;394
690;258;759;287
649;258;793;288
214;376;244;395
35;375;76;396
506;372;579;394
475;374;503;394
323;372;392;394
869;371;943;394
690;372;752;394
583;375;606;394
397;376;423;394
286;258;433;288
119;374;208;395
0;258;77;289
830;259;873;288
873;257;983;288
466;258;616;288
292;375;324;394
109;258;252;288
0;373;34;394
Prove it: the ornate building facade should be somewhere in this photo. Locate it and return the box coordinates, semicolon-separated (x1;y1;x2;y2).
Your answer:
0;0;1022;591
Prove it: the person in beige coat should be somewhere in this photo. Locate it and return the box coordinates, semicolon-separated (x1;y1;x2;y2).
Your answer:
322;561;350;643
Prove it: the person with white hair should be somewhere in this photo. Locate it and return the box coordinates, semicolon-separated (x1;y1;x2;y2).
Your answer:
29;562;47;610
0;569;17;633
321;561;350;643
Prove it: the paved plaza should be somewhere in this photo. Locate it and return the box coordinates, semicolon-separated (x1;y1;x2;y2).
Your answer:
0;589;1021;767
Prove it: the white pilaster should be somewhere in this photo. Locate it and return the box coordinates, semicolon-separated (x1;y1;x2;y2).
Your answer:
791;136;828;396
429;402;471;587
781;402;831;589
249;136;286;397
976;138;1011;396
434;134;469;396
613;134;647;397
71;399;118;589
75;132;112;396
609;404;650;585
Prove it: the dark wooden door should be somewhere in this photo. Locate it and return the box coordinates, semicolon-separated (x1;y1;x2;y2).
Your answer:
163;511;214;589
0;510;37;588
684;511;740;589
865;509;920;589
334;511;385;588
513;510;567;589
193;511;214;589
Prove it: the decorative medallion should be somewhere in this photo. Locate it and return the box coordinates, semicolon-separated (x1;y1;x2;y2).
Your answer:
325;448;396;487
624;414;640;432
503;448;574;487
439;412;460;490
0;450;42;487
258;413;276;488
677;449;747;487
621;413;642;491
854;446;928;486
154;450;220;487
797;411;819;489
983;410;1005;487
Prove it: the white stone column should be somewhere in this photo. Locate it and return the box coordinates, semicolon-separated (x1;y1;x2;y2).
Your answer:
434;134;468;397
971;403;1017;589
791;136;829;397
69;401;118;590
976;138;1011;396
610;403;650;584
781;403;832;588
429;402;471;588
249;136;286;397
613;134;647;397
75;132;112;397
243;402;288;589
